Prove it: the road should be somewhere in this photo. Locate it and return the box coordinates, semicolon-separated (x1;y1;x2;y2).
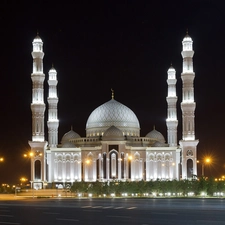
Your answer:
0;197;224;224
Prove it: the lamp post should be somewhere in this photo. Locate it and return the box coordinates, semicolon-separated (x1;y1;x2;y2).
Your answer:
197;158;211;177
23;152;34;188
20;177;28;187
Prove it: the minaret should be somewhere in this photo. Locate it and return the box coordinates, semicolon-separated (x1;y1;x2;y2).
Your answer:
30;34;46;142
29;34;47;189
166;65;178;147
179;33;199;179
47;66;59;147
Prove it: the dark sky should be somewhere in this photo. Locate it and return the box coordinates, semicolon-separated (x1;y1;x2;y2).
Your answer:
0;0;225;184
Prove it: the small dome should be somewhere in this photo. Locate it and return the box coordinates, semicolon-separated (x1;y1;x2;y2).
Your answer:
33;34;43;43
146;128;165;143
102;126;124;141
49;66;56;73
168;65;175;72
183;32;192;42
152;141;168;147
62;142;76;148
61;129;80;144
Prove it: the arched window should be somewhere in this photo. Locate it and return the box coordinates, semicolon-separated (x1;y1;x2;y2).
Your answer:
187;159;193;178
103;153;106;179
86;153;94;181
35;160;41;180
96;158;99;179
109;151;118;179
74;153;81;181
57;154;63;179
121;153;125;179
65;154;71;180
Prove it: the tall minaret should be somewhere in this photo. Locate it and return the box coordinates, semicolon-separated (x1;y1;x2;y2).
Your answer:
47;66;59;147
30;34;46;142
166;65;178;147
29;34;47;189
179;33;199;179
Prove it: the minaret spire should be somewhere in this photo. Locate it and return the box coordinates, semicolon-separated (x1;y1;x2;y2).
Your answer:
111;88;114;99
47;66;59;147
179;33;199;179
166;65;178;147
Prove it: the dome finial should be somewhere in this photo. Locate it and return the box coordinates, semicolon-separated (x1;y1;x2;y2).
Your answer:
71;125;73;131
185;28;190;38
153;125;155;130
111;88;114;99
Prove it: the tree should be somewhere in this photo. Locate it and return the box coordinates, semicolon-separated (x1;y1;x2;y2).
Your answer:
197;177;208;195
207;178;217;196
217;180;225;193
71;181;88;194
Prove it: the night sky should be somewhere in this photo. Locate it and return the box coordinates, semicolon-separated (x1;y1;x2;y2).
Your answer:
1;0;225;184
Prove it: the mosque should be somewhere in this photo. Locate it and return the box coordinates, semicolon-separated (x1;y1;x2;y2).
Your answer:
28;33;198;189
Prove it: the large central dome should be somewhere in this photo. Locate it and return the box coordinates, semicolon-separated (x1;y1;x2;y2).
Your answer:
86;99;140;137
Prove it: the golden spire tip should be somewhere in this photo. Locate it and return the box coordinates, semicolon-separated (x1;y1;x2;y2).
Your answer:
186;28;189;35
111;88;114;99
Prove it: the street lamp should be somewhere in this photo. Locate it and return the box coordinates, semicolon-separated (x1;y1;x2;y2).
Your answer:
24;152;33;158
197;157;211;176
20;177;28;185
0;157;4;162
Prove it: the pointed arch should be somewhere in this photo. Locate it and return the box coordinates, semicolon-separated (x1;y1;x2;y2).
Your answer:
34;160;41;180
109;150;118;179
187;158;193;178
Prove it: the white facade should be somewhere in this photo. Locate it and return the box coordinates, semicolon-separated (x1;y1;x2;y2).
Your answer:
28;34;198;189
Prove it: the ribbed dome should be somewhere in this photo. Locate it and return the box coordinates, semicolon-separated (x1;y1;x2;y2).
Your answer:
86;99;140;137
146;128;165;143
61;129;80;144
62;142;76;148
102;126;124;141
183;33;192;41
152;141;169;147
168;65;175;72
33;34;43;42
49;67;56;73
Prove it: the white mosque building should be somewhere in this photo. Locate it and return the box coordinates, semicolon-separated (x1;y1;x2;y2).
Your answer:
28;33;198;189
